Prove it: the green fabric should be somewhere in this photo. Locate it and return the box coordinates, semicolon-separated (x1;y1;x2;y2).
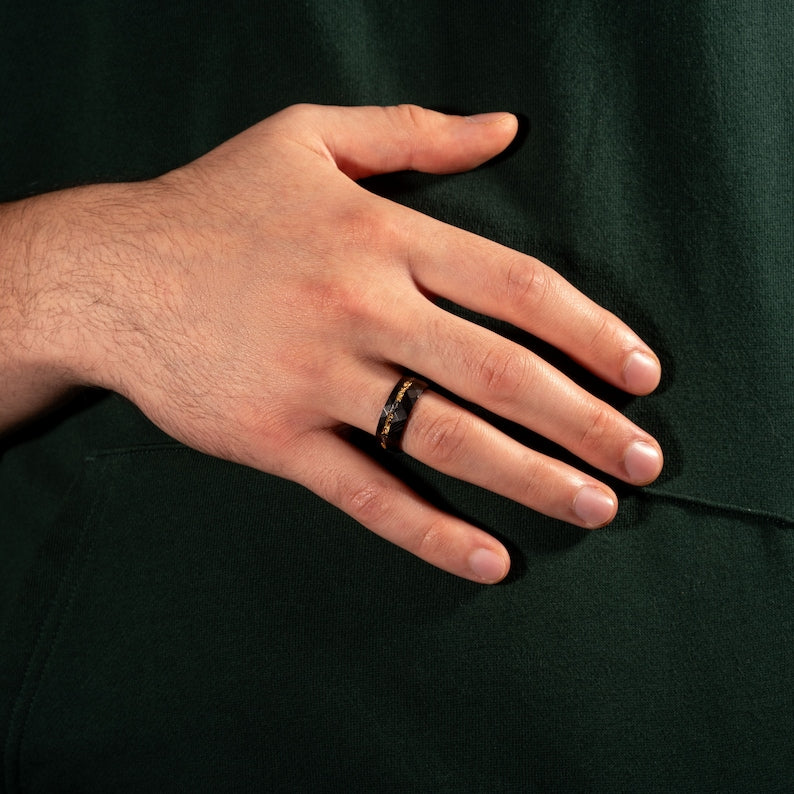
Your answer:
1;1;792;790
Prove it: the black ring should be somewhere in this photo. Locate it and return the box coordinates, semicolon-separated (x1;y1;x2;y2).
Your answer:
376;374;429;451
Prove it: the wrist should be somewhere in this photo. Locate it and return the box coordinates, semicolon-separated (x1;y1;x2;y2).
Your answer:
0;184;144;429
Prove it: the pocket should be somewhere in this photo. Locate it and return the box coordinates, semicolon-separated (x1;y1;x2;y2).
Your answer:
2;442;345;791
2;453;106;794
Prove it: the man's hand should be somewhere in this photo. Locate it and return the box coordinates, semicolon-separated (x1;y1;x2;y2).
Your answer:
0;104;662;583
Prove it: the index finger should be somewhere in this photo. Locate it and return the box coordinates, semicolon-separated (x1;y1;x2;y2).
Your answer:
403;210;661;396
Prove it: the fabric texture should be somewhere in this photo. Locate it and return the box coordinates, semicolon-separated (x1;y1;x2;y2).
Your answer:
1;1;792;790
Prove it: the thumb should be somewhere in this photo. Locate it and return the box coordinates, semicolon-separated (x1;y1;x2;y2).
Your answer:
293;104;519;181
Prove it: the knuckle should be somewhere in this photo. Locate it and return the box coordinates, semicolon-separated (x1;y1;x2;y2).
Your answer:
409;515;455;560
312;277;370;322
245;401;303;449
390;103;426;130
503;256;550;312
285;102;321;121
585;311;615;354
384;103;427;165
413;410;470;466
292;204;401;322
342;478;394;526
476;346;529;403
514;455;545;504
338;200;400;252
578;405;615;453
270;102;316;130
292;273;391;336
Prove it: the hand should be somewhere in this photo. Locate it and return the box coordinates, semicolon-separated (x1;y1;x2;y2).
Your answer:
5;104;663;583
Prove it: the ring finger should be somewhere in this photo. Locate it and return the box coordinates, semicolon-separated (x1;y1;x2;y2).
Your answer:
336;366;619;529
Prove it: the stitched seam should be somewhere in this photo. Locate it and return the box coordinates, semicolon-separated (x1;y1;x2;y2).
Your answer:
85;441;187;460
3;458;106;794
87;445;794;525
642;487;794;527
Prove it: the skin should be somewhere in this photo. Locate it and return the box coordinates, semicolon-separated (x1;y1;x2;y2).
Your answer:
0;104;663;584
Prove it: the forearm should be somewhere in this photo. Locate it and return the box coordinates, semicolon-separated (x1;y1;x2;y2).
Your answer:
0;187;118;433
0;194;67;430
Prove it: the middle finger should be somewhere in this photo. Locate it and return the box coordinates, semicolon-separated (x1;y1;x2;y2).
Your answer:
385;300;663;486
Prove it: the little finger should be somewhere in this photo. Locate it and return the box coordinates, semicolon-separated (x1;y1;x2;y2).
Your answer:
284;429;511;584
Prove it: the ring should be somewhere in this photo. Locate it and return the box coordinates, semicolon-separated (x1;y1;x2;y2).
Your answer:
376;374;429;451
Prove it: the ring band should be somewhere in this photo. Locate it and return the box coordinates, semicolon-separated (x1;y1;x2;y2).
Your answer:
376;374;429;451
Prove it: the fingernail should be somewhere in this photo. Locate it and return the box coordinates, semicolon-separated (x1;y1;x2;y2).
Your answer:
624;441;663;484
623;350;662;394
465;112;513;125
623;351;661;394
469;548;509;582
573;486;616;527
